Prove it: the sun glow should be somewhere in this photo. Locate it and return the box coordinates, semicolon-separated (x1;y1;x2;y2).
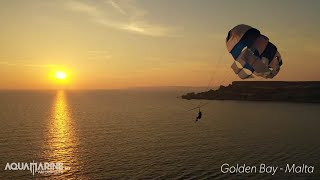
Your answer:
55;71;67;80
50;69;72;88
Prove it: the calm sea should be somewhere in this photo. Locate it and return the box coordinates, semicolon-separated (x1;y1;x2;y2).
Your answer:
0;90;319;179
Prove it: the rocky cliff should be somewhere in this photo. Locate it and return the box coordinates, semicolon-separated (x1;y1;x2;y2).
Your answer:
181;81;320;103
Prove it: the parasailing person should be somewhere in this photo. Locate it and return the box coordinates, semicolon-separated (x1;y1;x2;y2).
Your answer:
195;108;202;122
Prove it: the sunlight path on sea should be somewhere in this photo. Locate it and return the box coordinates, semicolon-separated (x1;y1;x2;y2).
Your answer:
42;91;81;178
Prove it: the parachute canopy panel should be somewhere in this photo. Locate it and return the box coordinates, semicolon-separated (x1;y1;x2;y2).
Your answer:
226;24;283;79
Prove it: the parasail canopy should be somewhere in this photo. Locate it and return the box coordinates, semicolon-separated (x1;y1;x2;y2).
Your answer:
226;24;283;79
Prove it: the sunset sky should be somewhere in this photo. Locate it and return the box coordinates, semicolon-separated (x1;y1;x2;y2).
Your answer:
0;0;319;89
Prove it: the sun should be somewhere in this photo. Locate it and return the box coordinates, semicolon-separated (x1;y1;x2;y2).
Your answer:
55;71;67;80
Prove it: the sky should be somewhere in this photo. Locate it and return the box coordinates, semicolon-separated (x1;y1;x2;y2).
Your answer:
0;0;320;89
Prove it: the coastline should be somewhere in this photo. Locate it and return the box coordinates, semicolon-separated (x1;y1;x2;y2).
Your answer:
181;81;320;103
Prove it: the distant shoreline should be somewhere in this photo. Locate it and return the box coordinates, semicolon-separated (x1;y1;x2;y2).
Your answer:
181;81;320;103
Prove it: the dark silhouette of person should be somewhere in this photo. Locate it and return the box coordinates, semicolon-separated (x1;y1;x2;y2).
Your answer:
195;108;202;122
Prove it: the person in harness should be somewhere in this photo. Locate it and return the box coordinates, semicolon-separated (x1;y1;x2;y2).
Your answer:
195;108;202;122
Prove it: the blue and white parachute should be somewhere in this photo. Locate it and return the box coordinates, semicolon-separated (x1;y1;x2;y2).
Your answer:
226;24;283;79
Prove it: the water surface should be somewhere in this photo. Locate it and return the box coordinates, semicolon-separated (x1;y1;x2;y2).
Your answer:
0;90;319;179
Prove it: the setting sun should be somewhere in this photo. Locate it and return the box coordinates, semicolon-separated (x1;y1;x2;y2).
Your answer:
55;71;67;80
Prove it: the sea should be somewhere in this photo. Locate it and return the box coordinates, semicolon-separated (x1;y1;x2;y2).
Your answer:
0;90;319;179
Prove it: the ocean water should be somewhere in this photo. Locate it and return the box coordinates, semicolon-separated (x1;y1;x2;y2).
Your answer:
0;90;319;179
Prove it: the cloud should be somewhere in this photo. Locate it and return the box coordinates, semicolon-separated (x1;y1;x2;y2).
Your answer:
0;61;17;66
0;61;57;68
23;64;57;67
108;0;127;15
65;0;178;37
86;50;112;62
66;0;101;17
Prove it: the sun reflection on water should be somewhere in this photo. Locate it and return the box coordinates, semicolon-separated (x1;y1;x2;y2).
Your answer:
46;90;79;176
